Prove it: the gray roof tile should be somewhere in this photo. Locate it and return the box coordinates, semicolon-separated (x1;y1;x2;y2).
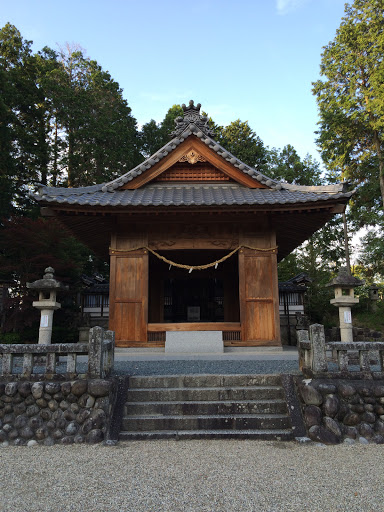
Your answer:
33;183;353;208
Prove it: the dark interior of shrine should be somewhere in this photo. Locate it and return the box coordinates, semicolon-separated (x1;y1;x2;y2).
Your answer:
148;250;240;323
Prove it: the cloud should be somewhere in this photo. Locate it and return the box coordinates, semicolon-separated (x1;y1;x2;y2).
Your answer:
276;0;310;15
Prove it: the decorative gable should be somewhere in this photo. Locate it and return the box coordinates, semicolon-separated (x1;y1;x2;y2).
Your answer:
155;162;232;183
103;101;283;193
120;136;267;190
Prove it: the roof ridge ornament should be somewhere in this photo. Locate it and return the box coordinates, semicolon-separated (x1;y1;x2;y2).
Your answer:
171;100;215;138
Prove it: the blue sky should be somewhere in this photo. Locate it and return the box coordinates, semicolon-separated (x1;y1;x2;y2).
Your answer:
1;0;347;161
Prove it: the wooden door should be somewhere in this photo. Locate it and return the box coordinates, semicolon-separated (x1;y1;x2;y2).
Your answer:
109;251;148;345
239;248;279;345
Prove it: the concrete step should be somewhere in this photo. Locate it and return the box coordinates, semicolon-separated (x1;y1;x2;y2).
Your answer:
126;386;285;403
122;414;291;432
128;374;282;389
124;399;288;416
119;429;294;441
119;374;295;442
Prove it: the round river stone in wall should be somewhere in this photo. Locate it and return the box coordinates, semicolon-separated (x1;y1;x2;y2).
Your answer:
309;425;341;445
45;382;61;395
323;417;342;437
343;413;360;426
359;423;374;438
300;384;323;406
338;384;356;398
5;383;18;396
61;382;72;396
373;386;384;397
362;412;376;424
345;426;358;439
17;382;31;398
323;395;339;418
304;405;322;427
318;383;336;395
14;415;28;430
87;380;111;397
86;429;103;444
71;380;88;397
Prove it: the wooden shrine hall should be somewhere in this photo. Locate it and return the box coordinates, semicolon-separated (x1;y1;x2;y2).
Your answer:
33;101;352;348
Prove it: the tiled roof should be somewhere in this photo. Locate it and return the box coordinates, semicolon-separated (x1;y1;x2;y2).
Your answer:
31;102;352;209
34;183;353;208
99;125;282;192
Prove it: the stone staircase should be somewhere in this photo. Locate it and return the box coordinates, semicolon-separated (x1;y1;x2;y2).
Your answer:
119;374;295;440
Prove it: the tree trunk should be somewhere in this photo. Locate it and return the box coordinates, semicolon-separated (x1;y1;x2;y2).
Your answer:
373;130;384;211
52;118;58;187
343;211;351;275
67;125;74;187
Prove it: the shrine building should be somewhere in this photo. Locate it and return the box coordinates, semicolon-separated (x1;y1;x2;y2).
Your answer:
32;101;352;348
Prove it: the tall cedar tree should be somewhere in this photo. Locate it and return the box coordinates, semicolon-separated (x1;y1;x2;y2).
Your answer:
0;24;41;217
312;0;384;214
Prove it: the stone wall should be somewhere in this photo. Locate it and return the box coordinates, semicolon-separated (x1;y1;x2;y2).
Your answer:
325;326;383;342
0;379;113;446
298;378;384;445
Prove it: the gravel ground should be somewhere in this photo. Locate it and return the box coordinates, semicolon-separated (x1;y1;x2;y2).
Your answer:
112;360;300;376
1;441;383;512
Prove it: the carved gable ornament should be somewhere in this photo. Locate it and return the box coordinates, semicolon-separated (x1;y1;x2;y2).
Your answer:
171;100;215;138
178;150;207;164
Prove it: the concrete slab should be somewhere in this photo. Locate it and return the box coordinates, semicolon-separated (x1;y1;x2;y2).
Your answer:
165;331;224;354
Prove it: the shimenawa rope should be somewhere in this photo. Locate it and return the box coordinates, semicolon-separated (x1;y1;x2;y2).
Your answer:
109;245;278;271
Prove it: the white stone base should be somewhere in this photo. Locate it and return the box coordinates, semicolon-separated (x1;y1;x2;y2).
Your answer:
165;331;224;354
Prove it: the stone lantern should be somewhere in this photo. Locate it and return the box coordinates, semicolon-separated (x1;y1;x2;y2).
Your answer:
369;283;380;312
27;267;67;344
327;268;364;342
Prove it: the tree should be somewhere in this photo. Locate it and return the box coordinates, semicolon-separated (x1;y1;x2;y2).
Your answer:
0;25;142;197
140;104;183;157
0;217;92;337
217;119;269;173
52;46;142;186
267;145;324;185
312;0;384;212
0;23;42;217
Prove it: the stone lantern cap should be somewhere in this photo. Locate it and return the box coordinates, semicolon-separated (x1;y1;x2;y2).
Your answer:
326;268;364;289
27;267;67;291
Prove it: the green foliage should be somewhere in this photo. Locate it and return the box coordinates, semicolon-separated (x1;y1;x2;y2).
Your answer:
355;224;384;281
140;104;183;157
52;47;142;186
216;120;269;173
0;25;142;197
312;0;384;210
0;217;91;333
0;332;21;343
268;145;324;185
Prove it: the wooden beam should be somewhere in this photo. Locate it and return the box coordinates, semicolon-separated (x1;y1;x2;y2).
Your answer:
148;322;241;332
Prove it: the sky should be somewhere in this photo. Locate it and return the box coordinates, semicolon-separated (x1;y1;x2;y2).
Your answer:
1;0;347;161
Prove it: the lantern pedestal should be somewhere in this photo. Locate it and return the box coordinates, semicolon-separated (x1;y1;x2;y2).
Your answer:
27;267;66;344
327;269;364;343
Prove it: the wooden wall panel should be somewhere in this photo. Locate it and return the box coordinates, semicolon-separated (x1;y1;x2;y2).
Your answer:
109;253;148;346
244;300;275;341
239;239;280;345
